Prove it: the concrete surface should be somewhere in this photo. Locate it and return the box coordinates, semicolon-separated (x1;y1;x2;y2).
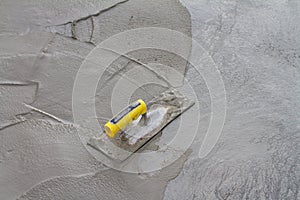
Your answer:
165;0;300;199
0;0;299;199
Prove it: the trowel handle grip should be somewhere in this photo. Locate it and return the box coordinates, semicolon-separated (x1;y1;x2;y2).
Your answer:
104;99;147;138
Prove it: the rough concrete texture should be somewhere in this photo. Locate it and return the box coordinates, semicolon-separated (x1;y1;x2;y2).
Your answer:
0;0;299;200
164;0;300;199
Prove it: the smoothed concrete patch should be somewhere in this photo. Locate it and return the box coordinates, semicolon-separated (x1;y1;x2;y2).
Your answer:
0;119;104;200
18;151;191;200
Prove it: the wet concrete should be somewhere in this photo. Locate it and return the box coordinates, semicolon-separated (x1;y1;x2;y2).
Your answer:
0;119;104;200
1;0;299;199
164;0;300;199
17;151;190;200
0;0;193;199
0;81;37;129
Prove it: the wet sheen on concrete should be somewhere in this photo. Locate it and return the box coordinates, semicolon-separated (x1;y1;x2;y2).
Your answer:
0;0;193;199
0;0;299;200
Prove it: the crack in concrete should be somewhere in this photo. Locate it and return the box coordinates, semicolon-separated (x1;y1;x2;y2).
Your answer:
47;0;129;44
1;1;193;199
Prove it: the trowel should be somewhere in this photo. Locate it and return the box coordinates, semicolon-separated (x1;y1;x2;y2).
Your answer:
88;89;194;162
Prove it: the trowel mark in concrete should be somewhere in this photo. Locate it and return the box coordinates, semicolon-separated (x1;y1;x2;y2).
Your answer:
0;81;38;129
47;0;192;86
0;1;194;199
27;33;171;121
27;0;192;123
28;34;94;121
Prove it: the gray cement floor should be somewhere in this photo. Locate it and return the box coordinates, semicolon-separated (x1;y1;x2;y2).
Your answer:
0;0;299;199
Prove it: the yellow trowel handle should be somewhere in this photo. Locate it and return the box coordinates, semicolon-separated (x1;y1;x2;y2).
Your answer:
104;99;147;138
